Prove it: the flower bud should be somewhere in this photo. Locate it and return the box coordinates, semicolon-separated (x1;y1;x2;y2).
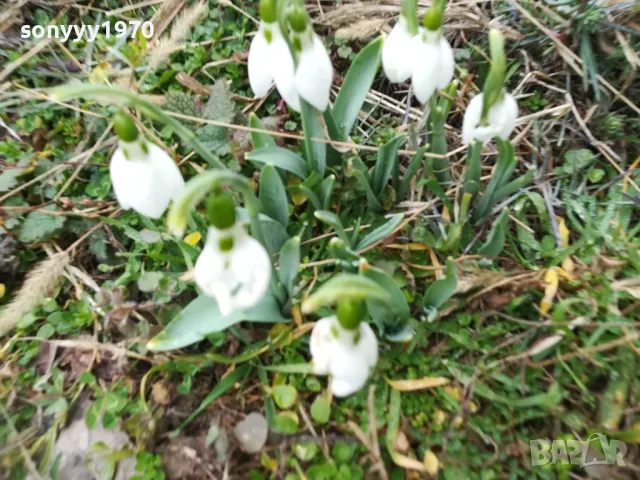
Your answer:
336;299;365;331
288;7;309;33
259;0;277;23
206;193;236;230
112;110;138;142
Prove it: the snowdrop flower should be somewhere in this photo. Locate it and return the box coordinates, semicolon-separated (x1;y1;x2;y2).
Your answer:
381;0;454;104
461;92;518;144
194;194;271;316
247;1;332;112
411;25;454;104
310;302;378;397
382;16;414;83
293;29;333;112
110;112;184;219
461;30;518;144
248;19;300;111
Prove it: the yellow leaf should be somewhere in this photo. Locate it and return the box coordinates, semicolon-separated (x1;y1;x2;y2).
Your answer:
443;386;460;401
0;284;5;298
184;231;201;246
390;452;426;471
423;450;439;476
540;268;559;313
386;376;450;391
557;216;570;248
386;243;430;251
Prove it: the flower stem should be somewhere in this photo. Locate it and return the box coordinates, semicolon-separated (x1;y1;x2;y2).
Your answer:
50;83;226;170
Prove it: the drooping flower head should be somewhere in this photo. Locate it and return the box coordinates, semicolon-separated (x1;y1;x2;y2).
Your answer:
110;111;184;219
194;193;271;317
411;1;454;104
248;0;333;112
309;300;378;397
462;29;519;144
382;0;454;104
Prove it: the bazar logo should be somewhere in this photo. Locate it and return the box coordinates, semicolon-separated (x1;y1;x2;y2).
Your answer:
530;433;627;467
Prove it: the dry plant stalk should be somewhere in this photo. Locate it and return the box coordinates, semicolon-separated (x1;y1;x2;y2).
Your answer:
335;18;387;40
0;251;70;337
148;1;207;70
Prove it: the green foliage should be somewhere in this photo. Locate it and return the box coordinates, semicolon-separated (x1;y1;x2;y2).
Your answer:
19;208;66;243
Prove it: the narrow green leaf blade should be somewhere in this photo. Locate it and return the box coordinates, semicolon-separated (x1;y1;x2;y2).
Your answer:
259;164;289;228
355;214;403;250
246;147;309;179
332;36;383;140
278;236;301;295
300;100;326;177
478;208;510;257
373;134;405;197
423;258;457;309
249;113;276;148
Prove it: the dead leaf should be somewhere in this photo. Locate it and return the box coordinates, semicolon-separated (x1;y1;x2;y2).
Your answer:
386;376;450;391
151;382;171;406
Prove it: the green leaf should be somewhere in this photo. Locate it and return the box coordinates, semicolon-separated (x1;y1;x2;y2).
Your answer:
278;236;300;295
273;385;298;409
300;100;326;177
397;146;426;200
478;208;510;257
249;113;276;149
246;147;309;179
314;210;349;244
147;293;288;351
179;364;252;431
355;214;403;250
137;271;164;292
423;258;457;310
165;92;201;123
0;168;25;192
259;164;289;228
320;174;336;210
331;36;383;140
19;208;66;243
361;266;411;336
372;134;405;197
513;192;549;253
203;80;235;122
302;274;391;314
350;156;383;211
310;396;331;424
271;413;298;434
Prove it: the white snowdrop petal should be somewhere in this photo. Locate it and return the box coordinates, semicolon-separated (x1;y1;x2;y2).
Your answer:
195;226;271;317
435;37;455;89
294;35;333;112
411;39;439;104
461;94;484;144
271;34;300;111
331;375;368;398
230;234;272;310
382;18;414;83
109;141;178;219
310;317;335;375
492;93;519;140
356;322;379;367
248;24;274;98
146;143;185;203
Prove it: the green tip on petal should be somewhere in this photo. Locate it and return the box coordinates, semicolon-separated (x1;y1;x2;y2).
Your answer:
423;7;442;31
207;193;237;230
288;7;308;33
259;0;277;23
112;110;139;142
336;299;365;330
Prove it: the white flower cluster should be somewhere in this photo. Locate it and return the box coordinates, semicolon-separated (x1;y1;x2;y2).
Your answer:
382;17;454;104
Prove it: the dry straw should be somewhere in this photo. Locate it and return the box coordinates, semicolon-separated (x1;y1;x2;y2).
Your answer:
0;251;70;337
148;1;208;70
